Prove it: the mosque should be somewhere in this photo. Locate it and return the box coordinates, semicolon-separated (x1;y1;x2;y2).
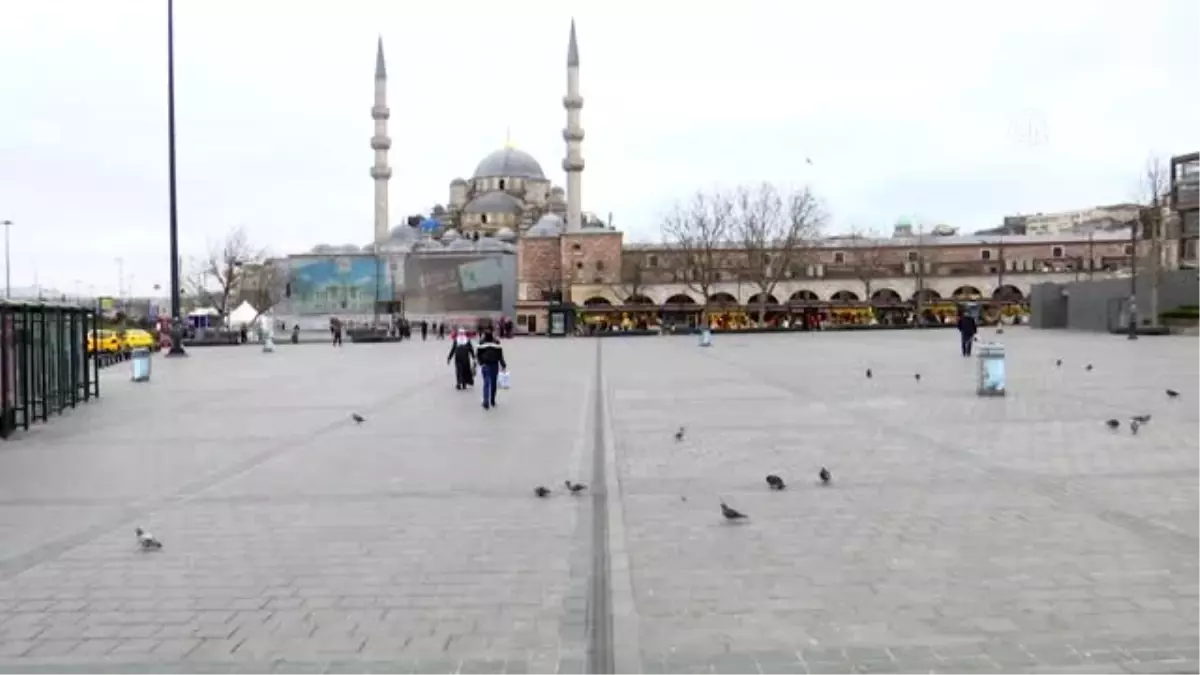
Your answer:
273;20;614;328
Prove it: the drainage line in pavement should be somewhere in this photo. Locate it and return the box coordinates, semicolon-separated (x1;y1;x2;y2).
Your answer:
587;340;615;674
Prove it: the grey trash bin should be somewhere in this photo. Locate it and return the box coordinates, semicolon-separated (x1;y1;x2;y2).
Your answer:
131;348;152;383
976;341;1006;396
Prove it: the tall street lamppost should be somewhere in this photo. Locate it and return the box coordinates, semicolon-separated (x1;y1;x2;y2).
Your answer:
165;0;187;356
1;219;12;299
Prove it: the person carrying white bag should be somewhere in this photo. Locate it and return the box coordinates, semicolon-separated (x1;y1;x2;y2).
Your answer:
475;328;508;411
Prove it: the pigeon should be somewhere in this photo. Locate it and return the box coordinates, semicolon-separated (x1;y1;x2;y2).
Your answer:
818;467;831;485
564;480;587;494
1130;420;1141;435
1105;419;1120;430
720;501;748;521
135;527;162;550
996;328;1005;335
1131;414;1152;424
914;373;921;382
1055;359;1062;367
765;474;786;490
674;426;685;442
351;413;365;424
534;486;551;498
1085;364;1093;372
805;157;813;166
865;368;873;379
1166;389;1179;399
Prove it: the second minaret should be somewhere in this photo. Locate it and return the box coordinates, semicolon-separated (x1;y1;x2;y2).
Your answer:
370;37;392;246
562;20;585;232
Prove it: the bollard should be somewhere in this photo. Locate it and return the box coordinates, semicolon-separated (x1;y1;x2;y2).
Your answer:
262;334;276;353
130;348;152;383
698;328;713;347
976;341;1006;396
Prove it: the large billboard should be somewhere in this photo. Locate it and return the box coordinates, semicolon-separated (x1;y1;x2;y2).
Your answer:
403;253;512;316
286;255;394;315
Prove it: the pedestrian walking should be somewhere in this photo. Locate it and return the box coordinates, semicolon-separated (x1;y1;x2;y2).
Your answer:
476;329;507;410
956;309;977;357
421;320;428;341
446;331;476;390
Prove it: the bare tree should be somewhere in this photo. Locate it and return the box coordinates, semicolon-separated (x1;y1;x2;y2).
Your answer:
608;252;652;305
1138;155;1170;326
239;260;293;321
660;190;734;323
845;227;889;302
731;182;825;322
185;226;268;319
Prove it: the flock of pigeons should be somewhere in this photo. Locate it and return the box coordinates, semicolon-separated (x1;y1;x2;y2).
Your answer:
1050;360;1182;434
528;425;834;523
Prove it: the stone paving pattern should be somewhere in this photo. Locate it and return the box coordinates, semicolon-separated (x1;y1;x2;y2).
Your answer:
0;341;596;673
602;329;1198;674
0;330;1196;674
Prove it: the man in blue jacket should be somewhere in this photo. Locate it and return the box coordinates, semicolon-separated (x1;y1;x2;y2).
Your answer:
956;309;978;357
475;329;508;410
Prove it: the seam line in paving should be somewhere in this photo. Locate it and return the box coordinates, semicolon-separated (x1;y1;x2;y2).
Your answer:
587;339;615;674
0;369;445;582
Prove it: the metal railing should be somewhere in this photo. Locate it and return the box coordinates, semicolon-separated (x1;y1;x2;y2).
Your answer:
1;301;100;439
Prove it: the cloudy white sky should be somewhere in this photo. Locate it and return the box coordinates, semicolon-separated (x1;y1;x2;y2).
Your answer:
1;0;1197;298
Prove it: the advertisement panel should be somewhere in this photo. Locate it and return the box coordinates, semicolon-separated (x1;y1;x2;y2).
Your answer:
403;253;507;315
287;255;393;315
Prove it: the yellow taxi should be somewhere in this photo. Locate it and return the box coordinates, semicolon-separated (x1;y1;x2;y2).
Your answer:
87;330;122;354
120;328;156;351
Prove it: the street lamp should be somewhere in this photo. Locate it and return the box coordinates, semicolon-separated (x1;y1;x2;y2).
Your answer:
2;219;12;299
165;0;187;356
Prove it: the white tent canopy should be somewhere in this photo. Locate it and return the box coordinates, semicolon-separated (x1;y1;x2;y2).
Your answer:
227;301;260;327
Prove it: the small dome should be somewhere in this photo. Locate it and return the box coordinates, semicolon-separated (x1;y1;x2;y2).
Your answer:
380;239;412;253
450;177;467;186
442;228;461;241
448;238;475;251
361;243;377;252
389;225;416;240
311;244;334;253
495;227;516;241
550;186;565;194
412;238;443;251
472;147;546;180
464;191;524;215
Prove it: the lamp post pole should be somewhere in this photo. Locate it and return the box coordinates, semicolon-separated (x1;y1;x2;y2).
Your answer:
166;0;187;356
1127;216;1139;340
1;219;11;299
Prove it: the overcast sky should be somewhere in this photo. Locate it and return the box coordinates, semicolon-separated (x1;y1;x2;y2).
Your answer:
1;0;1197;298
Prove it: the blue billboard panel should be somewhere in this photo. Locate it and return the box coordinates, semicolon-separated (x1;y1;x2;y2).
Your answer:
288;255;393;314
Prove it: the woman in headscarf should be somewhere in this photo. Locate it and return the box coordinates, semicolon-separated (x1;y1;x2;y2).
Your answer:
446;330;476;390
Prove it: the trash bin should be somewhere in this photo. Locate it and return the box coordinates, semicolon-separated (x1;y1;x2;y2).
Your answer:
976;341;1005;396
698;328;713;347
130;348;152;383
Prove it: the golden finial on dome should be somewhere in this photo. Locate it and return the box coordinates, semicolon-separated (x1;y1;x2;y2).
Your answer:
504;126;517;149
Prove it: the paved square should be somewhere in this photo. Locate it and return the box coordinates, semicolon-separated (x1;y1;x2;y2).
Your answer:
0;329;1196;674
602;329;1198;674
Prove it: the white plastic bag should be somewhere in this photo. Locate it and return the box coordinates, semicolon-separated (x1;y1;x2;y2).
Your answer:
498;370;511;389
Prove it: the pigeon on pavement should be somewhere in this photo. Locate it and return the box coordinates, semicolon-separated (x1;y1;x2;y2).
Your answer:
720;502;748;521
674;426;685;442
765;474;786;490
1131;414;1152;424
1131;420;1141;435
534;486;551;498
1166;389;1179;399
818;467;831;485
865;368;873;379
1086;364;1094;372
135;527;162;550
1055;359;1062;367
564;480;587;494
1105;419;1120;430
914;373;921;382
351;413;365;424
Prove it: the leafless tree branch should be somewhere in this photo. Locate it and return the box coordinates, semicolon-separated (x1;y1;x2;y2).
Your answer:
660;190;735;319
845;227;889;300
185;226;269;319
731;182;826;320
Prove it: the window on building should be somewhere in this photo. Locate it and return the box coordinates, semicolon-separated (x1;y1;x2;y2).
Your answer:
595;260;605;271
572;243;581;251
499;179;506;190
481;214;488;225
575;261;583;269
1051;246;1064;258
907;251;919;262
1123;244;1134;255
647;255;658;267
833;251;845;264
980;249;992;261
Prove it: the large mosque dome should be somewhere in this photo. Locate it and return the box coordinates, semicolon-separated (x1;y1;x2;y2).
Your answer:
472;147;546;180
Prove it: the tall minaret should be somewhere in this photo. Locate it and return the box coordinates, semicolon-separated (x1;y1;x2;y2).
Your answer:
562;20;585;232
370;37;392;246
